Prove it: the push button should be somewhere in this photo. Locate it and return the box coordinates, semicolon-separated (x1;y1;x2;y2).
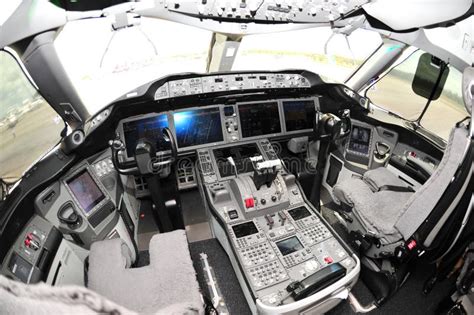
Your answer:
324;256;333;264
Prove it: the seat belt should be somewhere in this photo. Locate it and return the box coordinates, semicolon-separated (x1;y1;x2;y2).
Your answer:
378;185;415;193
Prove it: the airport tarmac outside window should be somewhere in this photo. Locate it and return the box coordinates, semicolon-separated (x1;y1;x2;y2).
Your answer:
0;50;64;183
232;27;383;83
367;50;467;140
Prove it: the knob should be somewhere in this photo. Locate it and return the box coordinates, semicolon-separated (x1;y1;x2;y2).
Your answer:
271;195;277;202
261;198;266;205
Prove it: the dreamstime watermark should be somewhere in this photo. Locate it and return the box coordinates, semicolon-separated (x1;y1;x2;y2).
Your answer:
145;154;318;176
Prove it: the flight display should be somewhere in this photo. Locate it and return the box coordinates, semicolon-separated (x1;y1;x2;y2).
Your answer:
239;102;281;138
276;236;304;256
122;114;169;158
66;169;105;214
283;100;315;132
173;107;224;148
348;126;372;155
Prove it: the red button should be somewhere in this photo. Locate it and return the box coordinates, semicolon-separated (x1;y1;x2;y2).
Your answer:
407;240;417;250
24;239;31;247
324;256;333;264
245;197;255;208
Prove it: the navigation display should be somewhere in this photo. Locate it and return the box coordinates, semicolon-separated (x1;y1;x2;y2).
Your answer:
276;236;304;256
348;126;372;155
232;221;258;238
173;107;223;148
239;102;281;138
283;100;315;132
213;143;261;177
67;169;105;214
123;114;169;158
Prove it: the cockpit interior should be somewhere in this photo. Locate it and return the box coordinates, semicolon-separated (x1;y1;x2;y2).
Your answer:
0;1;473;314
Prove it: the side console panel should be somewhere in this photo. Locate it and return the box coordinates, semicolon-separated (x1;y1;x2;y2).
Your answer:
0;215;62;284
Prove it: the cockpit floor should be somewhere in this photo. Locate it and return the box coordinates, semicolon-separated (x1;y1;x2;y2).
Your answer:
189;238;251;315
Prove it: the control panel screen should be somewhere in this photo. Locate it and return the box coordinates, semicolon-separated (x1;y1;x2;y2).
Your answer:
348;126;371;155
214;143;261;177
276;236;304;256
8;253;32;283
283;100;315;132
288;206;311;221
232;221;258;238
122;114;169;158
66;169;105;214
173;107;223;148
239;102;281;138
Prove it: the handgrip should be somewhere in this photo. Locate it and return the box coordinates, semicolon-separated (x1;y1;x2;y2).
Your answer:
287;263;346;301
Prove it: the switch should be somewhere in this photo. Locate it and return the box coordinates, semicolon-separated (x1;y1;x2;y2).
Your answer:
228;209;239;220
278;212;287;225
24;233;40;251
245;197;255;208
265;214;274;229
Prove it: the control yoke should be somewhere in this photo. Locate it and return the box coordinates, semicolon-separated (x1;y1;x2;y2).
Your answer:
314;110;351;141
250;156;282;190
110;127;178;176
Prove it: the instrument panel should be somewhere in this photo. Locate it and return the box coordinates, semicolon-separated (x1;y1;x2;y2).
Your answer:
117;98;319;160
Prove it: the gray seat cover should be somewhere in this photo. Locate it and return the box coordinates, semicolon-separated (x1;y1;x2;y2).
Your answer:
88;230;203;314
334;178;412;243
334;125;469;243
363;167;410;192
395;126;469;239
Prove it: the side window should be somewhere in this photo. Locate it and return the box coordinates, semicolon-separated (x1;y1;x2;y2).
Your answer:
0;50;64;183
366;50;428;120
420;68;467;140
366;49;468;140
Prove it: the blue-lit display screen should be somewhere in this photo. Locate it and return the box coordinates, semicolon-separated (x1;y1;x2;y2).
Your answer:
239;102;281;138
173;107;223;148
123;114;169;158
283;100;315;132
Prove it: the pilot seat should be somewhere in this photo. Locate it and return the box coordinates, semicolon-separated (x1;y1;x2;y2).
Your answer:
87;230;203;313
333;124;471;258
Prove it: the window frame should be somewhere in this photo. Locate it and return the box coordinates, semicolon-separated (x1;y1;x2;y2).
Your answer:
0;47;66;184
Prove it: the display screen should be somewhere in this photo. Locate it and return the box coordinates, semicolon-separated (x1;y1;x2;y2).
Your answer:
213;143;261;177
173;107;223;148
276;236;304;256
239;102;281;138
67;169;105;214
283;100;315;132
348;126;372;155
8;253;32;283
288;206;312;221
232;221;259;238
123;114;169;158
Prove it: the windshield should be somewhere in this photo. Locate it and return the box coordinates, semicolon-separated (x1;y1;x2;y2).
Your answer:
55;17;214;116
0;50;64;183
232;28;382;83
55;17;382;116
